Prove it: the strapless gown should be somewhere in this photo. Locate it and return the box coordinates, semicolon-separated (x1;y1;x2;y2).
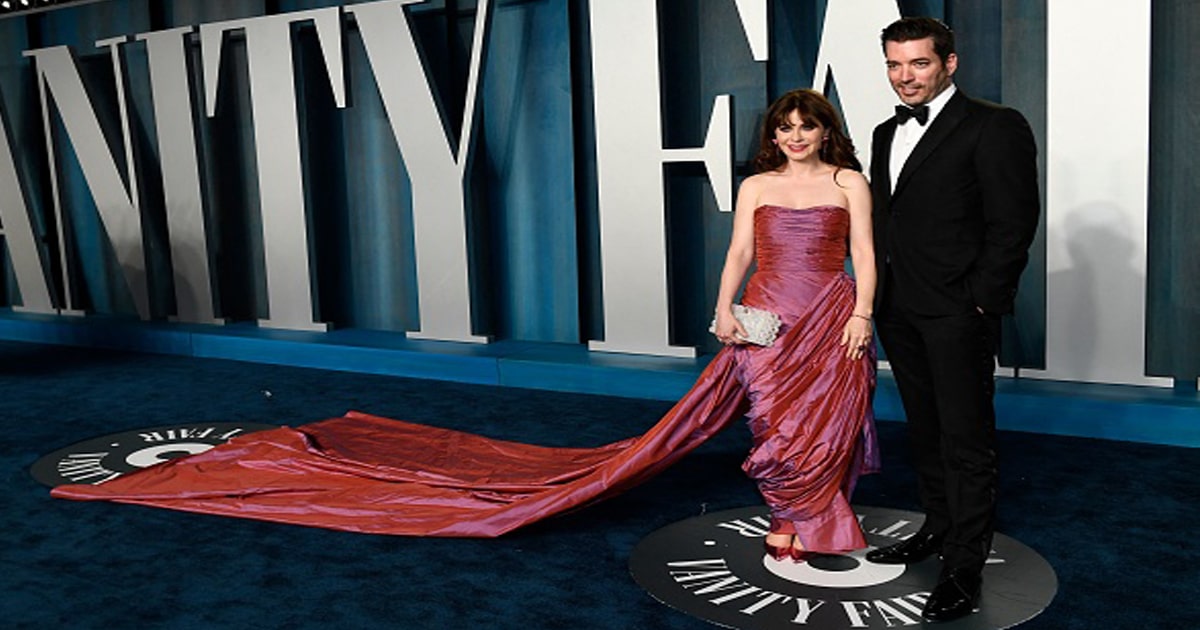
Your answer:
53;205;880;551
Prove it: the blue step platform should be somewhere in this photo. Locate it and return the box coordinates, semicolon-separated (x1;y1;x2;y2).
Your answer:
2;311;1197;447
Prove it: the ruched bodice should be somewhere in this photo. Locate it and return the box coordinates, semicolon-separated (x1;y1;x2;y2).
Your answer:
742;205;853;329
753;205;849;274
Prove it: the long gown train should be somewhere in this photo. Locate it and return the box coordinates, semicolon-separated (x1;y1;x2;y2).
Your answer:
52;205;879;550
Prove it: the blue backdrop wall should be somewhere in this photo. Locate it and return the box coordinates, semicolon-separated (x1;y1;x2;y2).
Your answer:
0;0;1197;387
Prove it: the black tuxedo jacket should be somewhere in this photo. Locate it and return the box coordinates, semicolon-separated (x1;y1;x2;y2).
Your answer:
871;90;1040;316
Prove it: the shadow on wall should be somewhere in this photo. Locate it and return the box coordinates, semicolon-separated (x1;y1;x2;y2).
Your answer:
1048;202;1137;381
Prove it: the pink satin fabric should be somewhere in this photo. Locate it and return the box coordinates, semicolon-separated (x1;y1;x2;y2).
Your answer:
52;205;878;547
736;205;880;552
51;382;749;537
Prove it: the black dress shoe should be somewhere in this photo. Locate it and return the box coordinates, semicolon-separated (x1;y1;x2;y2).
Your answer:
865;531;943;564
922;568;981;623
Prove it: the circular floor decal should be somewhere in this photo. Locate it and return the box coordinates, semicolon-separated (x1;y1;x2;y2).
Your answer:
31;422;277;487
630;505;1056;629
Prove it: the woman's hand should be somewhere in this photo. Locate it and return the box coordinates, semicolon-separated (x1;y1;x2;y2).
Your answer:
713;309;748;346
841;313;873;359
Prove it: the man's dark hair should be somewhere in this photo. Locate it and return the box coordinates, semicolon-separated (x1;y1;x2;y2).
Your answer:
880;17;956;61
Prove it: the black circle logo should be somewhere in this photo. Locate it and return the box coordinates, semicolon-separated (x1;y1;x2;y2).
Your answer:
30;422;276;487
630;505;1056;629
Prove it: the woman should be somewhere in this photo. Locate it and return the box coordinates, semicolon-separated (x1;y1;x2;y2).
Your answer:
53;91;880;554
712;89;878;559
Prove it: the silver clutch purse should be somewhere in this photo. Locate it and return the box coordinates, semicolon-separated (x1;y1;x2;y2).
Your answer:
709;304;781;346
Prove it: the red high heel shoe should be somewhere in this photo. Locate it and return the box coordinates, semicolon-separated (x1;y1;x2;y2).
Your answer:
789;545;816;563
764;540;791;561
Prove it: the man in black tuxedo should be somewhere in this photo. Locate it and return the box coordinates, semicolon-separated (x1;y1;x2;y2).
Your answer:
865;17;1040;623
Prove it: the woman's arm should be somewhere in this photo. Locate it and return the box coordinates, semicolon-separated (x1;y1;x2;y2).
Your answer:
841;170;876;358
712;176;761;344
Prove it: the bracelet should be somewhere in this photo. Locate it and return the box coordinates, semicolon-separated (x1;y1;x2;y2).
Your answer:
851;313;872;323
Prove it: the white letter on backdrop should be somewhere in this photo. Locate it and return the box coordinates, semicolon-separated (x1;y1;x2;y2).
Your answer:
200;8;346;332
0;104;55;314
137;26;222;325
1026;1;1167;386
810;0;901;170
346;0;491;343
587;0;734;357
23;44;148;318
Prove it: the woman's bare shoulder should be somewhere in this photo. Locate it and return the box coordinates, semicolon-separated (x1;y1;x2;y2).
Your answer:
738;171;777;199
833;169;868;190
742;171;781;187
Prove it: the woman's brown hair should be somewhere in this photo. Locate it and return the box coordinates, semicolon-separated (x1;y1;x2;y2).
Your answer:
752;89;862;175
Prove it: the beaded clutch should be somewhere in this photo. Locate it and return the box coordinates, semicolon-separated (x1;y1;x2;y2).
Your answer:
709;304;781;346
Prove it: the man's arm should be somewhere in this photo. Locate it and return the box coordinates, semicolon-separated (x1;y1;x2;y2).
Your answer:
969;107;1041;314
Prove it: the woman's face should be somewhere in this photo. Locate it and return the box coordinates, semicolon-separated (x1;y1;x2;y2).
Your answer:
772;110;825;162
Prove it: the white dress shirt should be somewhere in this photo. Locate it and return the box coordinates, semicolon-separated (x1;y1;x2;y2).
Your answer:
889;84;957;193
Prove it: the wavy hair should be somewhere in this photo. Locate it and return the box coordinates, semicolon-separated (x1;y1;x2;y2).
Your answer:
880;17;956;62
752;89;862;175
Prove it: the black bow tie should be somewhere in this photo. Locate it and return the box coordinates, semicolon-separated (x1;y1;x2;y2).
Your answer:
895;104;930;126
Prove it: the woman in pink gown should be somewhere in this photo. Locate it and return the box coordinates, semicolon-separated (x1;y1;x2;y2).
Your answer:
52;90;879;554
711;89;878;559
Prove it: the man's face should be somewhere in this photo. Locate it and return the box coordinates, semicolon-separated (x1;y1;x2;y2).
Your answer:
884;37;957;107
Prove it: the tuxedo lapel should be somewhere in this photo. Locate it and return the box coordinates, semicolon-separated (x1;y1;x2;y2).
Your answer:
892;91;970;199
872;119;898;206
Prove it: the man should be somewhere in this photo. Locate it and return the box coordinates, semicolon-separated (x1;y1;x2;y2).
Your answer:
866;17;1040;623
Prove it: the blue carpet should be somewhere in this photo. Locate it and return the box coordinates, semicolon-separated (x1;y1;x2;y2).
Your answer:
1;340;1197;628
